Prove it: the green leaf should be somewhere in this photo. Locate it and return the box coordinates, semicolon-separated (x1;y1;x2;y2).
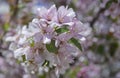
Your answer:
66;67;80;78
97;45;104;55
30;40;34;47
55;25;69;34
16;59;21;64
109;42;118;56
46;40;58;53
107;15;118;23
106;0;118;9
22;55;26;62
69;38;83;51
28;37;34;47
3;23;9;31
113;0;118;3
38;73;46;78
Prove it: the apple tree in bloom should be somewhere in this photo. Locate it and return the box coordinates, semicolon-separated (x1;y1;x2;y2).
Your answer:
6;4;90;78
0;0;120;78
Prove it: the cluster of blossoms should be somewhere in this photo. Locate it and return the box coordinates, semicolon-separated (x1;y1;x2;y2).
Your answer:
72;0;104;22
0;49;25;78
0;52;37;78
6;5;90;77
94;2;120;38
104;2;120;20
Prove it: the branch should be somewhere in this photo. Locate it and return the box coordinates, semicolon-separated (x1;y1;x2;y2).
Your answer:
10;0;19;21
90;0;118;28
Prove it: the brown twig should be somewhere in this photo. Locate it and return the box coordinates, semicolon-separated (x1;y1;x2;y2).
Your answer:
90;0;118;28
90;8;106;27
10;0;19;22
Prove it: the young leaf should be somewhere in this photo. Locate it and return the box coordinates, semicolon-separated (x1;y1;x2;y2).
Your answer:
69;38;83;51
3;23;9;31
28;37;34;47
22;55;26;62
55;25;69;34
46;40;58;53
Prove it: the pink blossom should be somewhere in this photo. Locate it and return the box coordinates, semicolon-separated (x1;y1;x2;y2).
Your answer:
7;4;90;75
